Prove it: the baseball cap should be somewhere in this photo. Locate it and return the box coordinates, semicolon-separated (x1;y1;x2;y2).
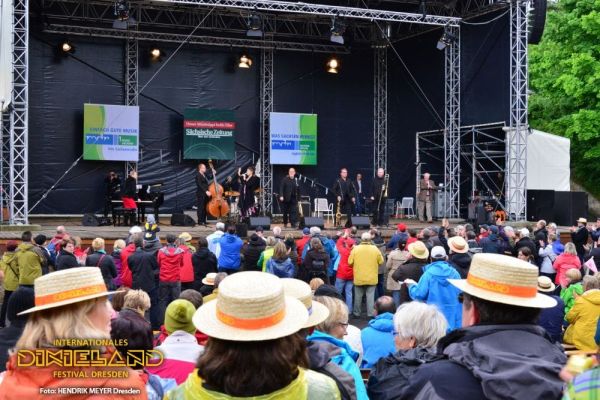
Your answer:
431;246;447;259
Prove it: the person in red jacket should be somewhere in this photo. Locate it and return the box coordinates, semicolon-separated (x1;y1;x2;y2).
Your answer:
119;235;139;288
157;234;184;322
335;232;355;312
177;234;195;290
296;227;311;266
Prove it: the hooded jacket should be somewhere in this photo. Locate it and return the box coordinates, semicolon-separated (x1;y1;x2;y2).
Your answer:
15;243;43;285
336;237;355;281
85;251;117;290
403;324;567;400
480;233;503;254
307;330;368;400
296;235;311;265
111;249;123;287
385;249;408;291
266;256;295;278
54;249;79;271
408;261;462;331
538;294;565;343
217;233;243;270
307;340;357;400
178;245;194;284
301;249;330;283
367;347;444;400
157;245;184;282
242;234;266;271
206;230;225;258
0;251;19;291
349;241;384;286
119;242;136;288
564;289;600;351
147;330;204;385
191;247;218;292
360;312;396;368
128;247;159;293
553;253;581;287
448;252;471;278
391;258;428;304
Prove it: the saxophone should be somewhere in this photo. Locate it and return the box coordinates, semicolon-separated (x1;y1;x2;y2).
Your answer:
336;198;342;227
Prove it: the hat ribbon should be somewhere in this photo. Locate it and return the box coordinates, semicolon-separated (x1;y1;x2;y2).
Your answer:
35;283;108;306
216;307;285;330
467;274;537;298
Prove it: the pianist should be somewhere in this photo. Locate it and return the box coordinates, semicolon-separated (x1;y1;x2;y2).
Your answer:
121;170;138;226
104;171;121;218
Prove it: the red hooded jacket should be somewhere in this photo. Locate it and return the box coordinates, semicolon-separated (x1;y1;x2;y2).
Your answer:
157;245;184;282
119;242;136;287
179;245;194;283
336;237;355;281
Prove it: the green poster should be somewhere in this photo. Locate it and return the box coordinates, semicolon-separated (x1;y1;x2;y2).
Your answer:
183;109;236;160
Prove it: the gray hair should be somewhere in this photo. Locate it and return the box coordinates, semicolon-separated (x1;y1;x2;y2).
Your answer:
310;226;321;236
273;226;282;236
394;302;447;350
216;222;225;231
548;222;557;230
504;226;514;234
520;228;530;237
361;232;372;241
265;236;278;247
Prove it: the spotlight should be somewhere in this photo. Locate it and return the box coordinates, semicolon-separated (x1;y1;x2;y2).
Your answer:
330;16;346;45
419;0;427;20
239;54;252;69
114;0;129;21
246;12;263;37
60;40;74;53
149;46;162;60
436;25;457;50
326;57;339;74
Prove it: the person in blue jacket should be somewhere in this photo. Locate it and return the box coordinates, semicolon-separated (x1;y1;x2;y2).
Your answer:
404;246;462;331
360;295;397;368
265;242;295;278
217;225;243;274
308;295;369;400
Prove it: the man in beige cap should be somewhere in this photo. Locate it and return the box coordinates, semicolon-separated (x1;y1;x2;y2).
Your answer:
403;254;567;399
571;217;589;263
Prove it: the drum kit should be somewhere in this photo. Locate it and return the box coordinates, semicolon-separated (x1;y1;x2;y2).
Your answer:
223;188;263;222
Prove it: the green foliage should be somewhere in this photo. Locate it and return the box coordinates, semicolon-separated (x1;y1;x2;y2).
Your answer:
529;0;600;197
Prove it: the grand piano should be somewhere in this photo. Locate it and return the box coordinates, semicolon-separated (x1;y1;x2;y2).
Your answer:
111;183;164;226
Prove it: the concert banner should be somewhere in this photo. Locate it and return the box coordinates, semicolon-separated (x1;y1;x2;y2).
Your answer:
183;109;235;160
270;112;317;165
83;104;139;161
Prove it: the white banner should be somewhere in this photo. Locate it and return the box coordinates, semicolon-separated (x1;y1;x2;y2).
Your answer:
0;0;12;111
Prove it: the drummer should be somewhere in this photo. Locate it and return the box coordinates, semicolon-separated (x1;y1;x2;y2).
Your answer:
237;166;261;219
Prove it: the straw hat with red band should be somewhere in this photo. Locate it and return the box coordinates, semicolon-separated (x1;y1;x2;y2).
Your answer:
18;267;118;315
193;271;308;341
281;278;329;329
449;253;557;309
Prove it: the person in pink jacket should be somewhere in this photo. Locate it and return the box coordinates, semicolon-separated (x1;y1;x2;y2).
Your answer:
553;242;581;288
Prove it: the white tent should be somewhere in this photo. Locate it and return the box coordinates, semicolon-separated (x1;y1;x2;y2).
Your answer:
0;0;12;112
526;129;570;191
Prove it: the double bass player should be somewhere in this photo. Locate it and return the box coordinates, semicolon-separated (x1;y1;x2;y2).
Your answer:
195;163;212;226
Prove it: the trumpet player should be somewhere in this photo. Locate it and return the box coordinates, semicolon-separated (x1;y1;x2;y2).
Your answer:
370;168;387;227
279;167;299;228
333;168;356;228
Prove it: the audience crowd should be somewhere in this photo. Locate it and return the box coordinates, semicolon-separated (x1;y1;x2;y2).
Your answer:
0;216;600;399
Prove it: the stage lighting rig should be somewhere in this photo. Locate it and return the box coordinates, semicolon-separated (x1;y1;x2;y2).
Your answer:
326;57;339;74
60;40;74;53
114;0;129;21
330;16;346;45
246;11;263;37
239;54;253;69
149;46;163;61
419;0;427;20
436;25;457;50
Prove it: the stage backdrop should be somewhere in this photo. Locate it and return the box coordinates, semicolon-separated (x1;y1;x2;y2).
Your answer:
83;103;139;161
270;112;317;165
183;108;235;160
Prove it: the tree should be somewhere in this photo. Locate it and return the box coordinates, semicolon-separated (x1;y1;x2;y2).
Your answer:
529;0;600;197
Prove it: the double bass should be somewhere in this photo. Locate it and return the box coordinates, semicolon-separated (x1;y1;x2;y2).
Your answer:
206;160;230;218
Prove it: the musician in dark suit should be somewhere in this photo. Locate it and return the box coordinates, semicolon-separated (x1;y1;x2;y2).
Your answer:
195;163;211;226
279;167;299;228
354;173;366;214
121;170;138;226
333;168;357;228
370;168;387;226
104;171;121;218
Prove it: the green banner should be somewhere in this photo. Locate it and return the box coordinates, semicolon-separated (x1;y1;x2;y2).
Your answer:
183;109;235;160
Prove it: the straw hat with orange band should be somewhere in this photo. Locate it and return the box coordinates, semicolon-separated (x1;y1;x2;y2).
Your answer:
193;271;309;341
19;267;120;315
449;253;557;308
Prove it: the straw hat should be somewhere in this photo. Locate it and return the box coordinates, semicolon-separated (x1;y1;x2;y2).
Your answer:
448;236;469;254
202;272;217;286
193;271;308;341
281;278;329;328
537;276;556;293
19;267;118;315
408;241;429;260
449;253;556;308
577;218;588;224
179;232;192;242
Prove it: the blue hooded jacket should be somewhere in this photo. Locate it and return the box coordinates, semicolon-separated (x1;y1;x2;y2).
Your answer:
307;330;369;400
217;233;243;269
408;261;462;331
360;312;396;368
266;257;295;278
301;235;337;263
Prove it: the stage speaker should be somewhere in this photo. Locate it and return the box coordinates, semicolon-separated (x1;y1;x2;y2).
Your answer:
249;217;271;230
299;202;311;217
527;189;555;222
171;213;196;227
352;216;371;229
553;191;589;226
302;217;324;229
572;192;589;222
236;223;248;238
82;213;100;227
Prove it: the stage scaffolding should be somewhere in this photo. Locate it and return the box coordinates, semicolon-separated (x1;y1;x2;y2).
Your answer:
4;0;525;223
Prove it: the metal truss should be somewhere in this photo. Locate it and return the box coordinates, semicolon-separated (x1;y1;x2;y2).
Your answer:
9;0;29;224
260;47;274;215
506;0;528;221
43;24;350;53
373;45;387;174
444;25;460;218
125;35;139;174
156;0;461;26
0;111;10;223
